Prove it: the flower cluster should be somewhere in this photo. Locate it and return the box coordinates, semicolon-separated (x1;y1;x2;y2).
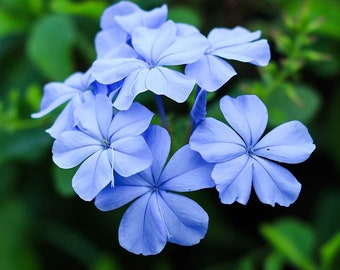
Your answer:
32;1;315;255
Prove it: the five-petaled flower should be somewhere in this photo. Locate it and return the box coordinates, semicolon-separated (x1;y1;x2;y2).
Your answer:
52;93;153;201
190;95;316;207
95;125;214;255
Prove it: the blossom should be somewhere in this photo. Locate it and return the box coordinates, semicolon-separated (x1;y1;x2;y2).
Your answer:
185;27;271;91
52;93;153;201
190;95;315;206
95;1;168;58
95;125;214;255
91;20;209;110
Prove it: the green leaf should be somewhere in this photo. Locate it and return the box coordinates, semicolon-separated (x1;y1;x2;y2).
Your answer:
27;14;77;81
263;251;285;270
52;165;76;197
320;232;340;270
266;83;321;127
260;218;316;270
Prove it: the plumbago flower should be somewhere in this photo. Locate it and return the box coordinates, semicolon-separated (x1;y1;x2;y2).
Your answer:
31;69;122;138
52;93;153;201
95;1;168;58
92;20;208;110
190;95;316;206
185;27;271;91
95;125;214;255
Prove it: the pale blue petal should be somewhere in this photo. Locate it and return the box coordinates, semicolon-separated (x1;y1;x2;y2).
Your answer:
131;20;176;62
185;55;236;92
46;97;79;138
157;31;209;65
91;58;148;85
112;136;152;177
113;69;149;110
252;156;302;207
119;192;167;255
160;145;214;191
95;174;151;211
31;82;81;118
254;120;316;164
94;30;130;58
207;27;261;48
72;149;113;201
212;155;253;205
100;1;139;30
146;67;196;103
116;4;168;34
52;130;102;168
189;118;245;163
220;95;268;146
159;191;209;246
143;125;171;181
74;94;113;139
190;88;207;128
175;23;200;36
109;102;153;140
213;39;270;66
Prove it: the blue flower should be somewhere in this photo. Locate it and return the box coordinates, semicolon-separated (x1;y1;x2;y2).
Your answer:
95;125;214;255
31;70;122;138
95;1;168;58
52;93;153;201
190;95;315;206
91;20;208;110
185;27;271;91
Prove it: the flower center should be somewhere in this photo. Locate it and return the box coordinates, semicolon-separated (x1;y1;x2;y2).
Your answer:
246;146;255;156
102;138;110;149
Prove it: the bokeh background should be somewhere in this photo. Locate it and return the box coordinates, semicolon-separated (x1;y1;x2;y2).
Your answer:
0;0;339;269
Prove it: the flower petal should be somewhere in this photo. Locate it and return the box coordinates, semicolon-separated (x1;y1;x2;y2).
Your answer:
109;102;154;140
100;1;138;30
119;192;167;255
146;67;196;103
254;120;316;164
132;20;176;62
112;136;152;177
95;173;151;211
143;125;171;181
72;149;113;201
185;55;236;92
52;130;102;168
157;29;209;66
211;154;253;205
91;58;148;85
116;4;168;35
160;145;214;192
191;88;207;129
46;97;80;138
213;39;270;66
208;27;261;48
252;156;302;207
220;95;268;146
74;94;113;139
158;191;209;246
31;81;81;118
189;118;245;163
112;68;149;110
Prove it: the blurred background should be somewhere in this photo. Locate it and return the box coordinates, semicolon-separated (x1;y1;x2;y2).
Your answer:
0;0;339;269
